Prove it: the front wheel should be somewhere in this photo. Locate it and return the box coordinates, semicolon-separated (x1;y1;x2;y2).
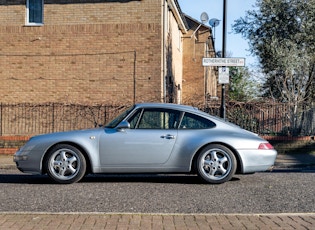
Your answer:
196;144;236;184
45;144;86;184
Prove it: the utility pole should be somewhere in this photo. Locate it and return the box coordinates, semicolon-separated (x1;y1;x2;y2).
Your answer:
220;0;227;119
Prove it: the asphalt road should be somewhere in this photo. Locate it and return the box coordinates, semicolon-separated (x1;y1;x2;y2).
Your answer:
0;169;314;214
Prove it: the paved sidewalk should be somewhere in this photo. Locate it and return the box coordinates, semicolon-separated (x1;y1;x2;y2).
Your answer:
0;154;15;170
273;153;315;170
0;212;314;230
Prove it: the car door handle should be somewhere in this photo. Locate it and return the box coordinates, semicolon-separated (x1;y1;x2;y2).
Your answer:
161;134;175;139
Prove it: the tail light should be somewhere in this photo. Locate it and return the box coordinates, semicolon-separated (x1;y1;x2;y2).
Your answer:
258;143;274;150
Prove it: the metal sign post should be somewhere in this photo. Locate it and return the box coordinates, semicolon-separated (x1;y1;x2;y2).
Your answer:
220;0;227;120
202;0;246;120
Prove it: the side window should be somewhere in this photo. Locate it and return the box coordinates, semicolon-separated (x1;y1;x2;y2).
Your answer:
130;109;180;129
179;113;216;129
26;0;43;25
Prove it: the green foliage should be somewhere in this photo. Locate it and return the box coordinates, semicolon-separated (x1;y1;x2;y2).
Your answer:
232;0;315;135
233;0;315;103
228;66;261;101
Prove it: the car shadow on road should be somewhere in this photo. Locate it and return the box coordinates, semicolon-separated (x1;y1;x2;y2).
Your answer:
81;173;241;184
0;172;241;184
0;173;51;184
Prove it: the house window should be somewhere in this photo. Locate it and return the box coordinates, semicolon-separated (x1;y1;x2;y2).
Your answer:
26;0;43;25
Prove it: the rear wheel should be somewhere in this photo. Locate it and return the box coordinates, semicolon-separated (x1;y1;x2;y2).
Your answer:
45;144;86;184
197;144;236;184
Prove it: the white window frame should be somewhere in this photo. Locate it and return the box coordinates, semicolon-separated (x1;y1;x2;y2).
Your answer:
26;0;44;26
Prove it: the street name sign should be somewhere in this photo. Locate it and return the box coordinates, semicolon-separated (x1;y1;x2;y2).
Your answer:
202;58;245;67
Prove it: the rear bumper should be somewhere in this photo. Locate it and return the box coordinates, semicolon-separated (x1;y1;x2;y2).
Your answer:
237;149;277;173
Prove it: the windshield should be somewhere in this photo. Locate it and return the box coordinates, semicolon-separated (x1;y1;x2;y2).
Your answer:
105;105;135;128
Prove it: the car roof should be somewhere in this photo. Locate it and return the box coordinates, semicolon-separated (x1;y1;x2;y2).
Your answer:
134;103;200;113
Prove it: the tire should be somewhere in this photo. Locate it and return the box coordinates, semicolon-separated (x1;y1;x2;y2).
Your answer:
196;144;236;184
45;144;86;184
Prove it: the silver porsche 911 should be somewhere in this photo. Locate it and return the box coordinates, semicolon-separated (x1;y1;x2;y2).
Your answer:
14;103;277;184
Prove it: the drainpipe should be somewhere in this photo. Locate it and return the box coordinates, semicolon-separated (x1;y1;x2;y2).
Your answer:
163;1;166;102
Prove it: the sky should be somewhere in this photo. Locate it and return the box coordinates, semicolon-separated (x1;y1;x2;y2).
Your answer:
178;0;258;68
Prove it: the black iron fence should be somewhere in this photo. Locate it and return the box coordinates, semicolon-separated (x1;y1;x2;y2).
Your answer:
0;102;314;136
0;103;129;136
204;101;314;136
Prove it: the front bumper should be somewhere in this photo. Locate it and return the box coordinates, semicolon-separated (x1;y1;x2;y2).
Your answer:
14;149;42;174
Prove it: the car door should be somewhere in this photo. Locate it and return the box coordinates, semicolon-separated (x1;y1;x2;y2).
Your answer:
99;108;180;166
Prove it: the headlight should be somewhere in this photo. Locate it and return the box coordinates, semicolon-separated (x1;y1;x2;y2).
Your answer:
14;144;33;161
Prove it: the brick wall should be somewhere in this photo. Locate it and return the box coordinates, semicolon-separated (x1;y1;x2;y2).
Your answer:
0;0;164;104
182;27;216;105
0;136;30;155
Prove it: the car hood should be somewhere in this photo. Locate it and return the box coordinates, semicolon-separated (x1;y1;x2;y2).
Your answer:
29;127;104;143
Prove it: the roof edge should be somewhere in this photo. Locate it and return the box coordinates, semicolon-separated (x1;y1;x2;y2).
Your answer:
168;0;188;34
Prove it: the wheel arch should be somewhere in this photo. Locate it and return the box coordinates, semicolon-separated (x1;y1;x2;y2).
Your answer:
191;142;243;174
41;141;92;175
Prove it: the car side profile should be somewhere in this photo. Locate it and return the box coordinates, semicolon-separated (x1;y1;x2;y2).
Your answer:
14;103;277;184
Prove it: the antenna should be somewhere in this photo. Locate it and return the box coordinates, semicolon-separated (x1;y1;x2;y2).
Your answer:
200;12;209;24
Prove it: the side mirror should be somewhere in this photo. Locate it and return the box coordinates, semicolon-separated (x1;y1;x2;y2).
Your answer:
116;121;130;130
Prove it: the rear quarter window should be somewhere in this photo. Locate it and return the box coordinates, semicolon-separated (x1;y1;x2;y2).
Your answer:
179;112;216;129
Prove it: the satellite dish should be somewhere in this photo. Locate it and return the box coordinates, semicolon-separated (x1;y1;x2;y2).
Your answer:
209;18;220;27
209;19;220;46
200;12;209;24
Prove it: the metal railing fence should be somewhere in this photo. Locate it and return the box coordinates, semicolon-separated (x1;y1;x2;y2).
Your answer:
204;101;314;136
0;103;129;136
0;102;314;136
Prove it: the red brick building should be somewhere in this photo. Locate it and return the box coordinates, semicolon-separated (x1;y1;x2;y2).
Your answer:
0;0;217;105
